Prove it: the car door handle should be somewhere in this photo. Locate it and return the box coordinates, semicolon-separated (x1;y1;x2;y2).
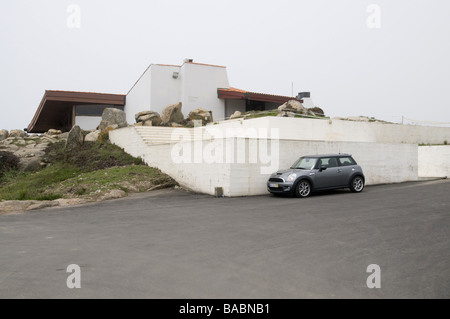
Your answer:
338;169;342;173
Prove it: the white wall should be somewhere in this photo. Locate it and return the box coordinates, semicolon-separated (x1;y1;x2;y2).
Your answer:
125;62;230;123
227;139;417;196
180;63;229;120
150;65;182;114
125;65;153;124
418;146;450;178
110;126;419;197
110;127;232;195
210;117;450;145
75;116;102;130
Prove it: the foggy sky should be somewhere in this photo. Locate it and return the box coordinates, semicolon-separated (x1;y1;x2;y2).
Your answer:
1;0;450;130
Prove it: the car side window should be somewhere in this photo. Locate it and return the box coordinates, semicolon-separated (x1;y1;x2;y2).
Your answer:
339;157;356;166
319;157;338;168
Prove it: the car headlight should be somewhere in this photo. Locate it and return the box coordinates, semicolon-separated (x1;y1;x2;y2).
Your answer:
287;173;297;182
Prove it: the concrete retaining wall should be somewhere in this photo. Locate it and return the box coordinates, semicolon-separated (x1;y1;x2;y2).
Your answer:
110;126;418;197
418;146;450;178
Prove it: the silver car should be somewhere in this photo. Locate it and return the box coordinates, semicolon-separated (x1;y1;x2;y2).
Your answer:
267;154;365;198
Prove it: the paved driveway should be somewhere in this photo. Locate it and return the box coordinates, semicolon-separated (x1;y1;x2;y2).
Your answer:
1;180;449;298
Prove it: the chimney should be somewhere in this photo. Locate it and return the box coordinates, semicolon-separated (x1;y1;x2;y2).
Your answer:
184;58;194;63
297;92;315;108
297;92;311;99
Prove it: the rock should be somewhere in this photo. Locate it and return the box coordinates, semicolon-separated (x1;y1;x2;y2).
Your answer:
142;121;153;127
188;108;213;125
54;198;89;207
104;124;119;131
230;111;242;120
65;125;84;152
85;130;100;142
46;129;62;136
308;107;325;116
26;201;60;211
278;111;296;118
100;189;127;201
9;130;27;138
134;122;144;126
21;158;41;172
15;139;26;146
286;112;297;118
347;116;370;122
0;201;36;215
98;108;128;131
161;102;184;125
59;132;70;140
170;122;184;128
135;111;162;126
0;129;8;141
278;100;307;114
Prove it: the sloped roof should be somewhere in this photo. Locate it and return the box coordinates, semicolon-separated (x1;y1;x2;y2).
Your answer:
27;90;125;133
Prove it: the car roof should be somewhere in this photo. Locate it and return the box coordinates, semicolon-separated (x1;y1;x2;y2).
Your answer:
302;154;352;158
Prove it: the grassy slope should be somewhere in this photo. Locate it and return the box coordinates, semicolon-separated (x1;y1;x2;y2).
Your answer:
0;140;176;201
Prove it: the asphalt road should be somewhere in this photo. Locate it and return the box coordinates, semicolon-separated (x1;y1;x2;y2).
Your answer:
1;180;449;299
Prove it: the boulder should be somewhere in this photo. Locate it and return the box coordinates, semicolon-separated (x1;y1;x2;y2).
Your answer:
188;108;214;125
308;107;325;116
97;108;128;131
0;129;8;141
230;111;242;120
278;100;307;114
59;132;70;140
142;121;153;127
9;130;27;138
46;129;62;136
23;159;42;172
161;102;184;125
65;125;84;152
85;130;100;142
100;189;127;201
135;111;162;126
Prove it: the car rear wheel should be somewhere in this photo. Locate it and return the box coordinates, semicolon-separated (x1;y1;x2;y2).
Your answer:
350;176;365;193
295;180;311;198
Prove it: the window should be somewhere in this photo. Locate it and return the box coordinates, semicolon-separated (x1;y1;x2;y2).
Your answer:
75;105;124;117
291;157;318;170
318;157;339;168
338;157;356;166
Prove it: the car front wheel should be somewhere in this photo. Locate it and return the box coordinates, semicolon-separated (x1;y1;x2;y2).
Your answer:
295;180;311;198
350;176;365;193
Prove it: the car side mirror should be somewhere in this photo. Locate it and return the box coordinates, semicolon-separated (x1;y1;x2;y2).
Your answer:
319;166;327;172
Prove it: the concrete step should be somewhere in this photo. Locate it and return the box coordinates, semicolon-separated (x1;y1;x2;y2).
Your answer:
134;126;212;146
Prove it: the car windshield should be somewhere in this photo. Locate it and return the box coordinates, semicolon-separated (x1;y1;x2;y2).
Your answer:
290;157;318;170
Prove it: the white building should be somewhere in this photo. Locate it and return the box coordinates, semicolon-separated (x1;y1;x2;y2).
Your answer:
28;59;302;133
126;60;230;123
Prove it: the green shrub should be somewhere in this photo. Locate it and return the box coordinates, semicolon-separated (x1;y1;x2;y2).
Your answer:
0;151;20;178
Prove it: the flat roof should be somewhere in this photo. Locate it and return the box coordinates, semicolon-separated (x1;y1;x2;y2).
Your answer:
27;90;125;133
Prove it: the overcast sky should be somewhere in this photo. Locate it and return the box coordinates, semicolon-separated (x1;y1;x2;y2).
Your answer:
1;0;450;130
